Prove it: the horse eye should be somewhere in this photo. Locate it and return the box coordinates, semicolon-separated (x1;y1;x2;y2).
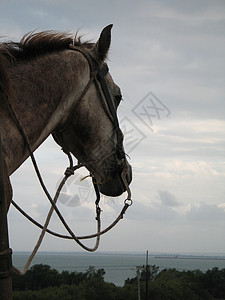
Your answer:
115;94;123;105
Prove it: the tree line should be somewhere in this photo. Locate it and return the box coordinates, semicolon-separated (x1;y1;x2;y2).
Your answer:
12;264;225;299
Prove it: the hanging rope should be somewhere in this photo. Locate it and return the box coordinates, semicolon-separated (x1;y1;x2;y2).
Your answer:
12;160;101;275
11;154;132;243
11;151;132;276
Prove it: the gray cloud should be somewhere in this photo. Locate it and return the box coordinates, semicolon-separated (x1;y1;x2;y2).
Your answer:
126;202;178;222
186;204;225;223
2;0;225;253
158;190;179;207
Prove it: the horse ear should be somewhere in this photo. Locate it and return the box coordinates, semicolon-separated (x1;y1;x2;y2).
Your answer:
94;24;113;61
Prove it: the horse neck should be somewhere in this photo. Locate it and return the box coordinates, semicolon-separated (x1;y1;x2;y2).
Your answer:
1;51;89;175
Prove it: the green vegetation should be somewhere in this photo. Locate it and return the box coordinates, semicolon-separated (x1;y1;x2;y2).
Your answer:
12;264;225;299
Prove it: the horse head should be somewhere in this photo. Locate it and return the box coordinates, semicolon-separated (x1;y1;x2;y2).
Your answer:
53;25;132;197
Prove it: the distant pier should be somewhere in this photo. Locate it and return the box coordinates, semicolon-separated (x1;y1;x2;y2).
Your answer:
155;256;225;261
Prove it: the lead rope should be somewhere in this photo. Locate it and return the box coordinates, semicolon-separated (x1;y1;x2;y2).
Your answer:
11;151;132;242
12;155;101;275
12;152;132;276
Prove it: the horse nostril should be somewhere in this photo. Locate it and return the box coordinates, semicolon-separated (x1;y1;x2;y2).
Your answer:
126;164;132;184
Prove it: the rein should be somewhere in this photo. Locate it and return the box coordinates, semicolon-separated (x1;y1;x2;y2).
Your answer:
5;45;132;275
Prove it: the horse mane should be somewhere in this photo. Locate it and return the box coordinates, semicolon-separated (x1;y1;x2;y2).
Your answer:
0;30;92;98
1;30;92;60
0;45;12;98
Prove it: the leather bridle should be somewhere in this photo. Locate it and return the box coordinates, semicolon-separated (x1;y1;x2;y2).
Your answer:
53;45;125;163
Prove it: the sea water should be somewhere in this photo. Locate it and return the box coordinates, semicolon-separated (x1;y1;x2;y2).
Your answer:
12;252;225;286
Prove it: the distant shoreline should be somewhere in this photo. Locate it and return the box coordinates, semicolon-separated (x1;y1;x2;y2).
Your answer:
155;256;225;261
13;251;225;260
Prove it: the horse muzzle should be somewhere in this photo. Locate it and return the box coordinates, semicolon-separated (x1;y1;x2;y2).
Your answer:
98;162;132;197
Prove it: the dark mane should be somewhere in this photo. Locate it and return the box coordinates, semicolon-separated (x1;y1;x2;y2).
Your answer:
1;31;92;61
0;30;92;97
0;45;12;97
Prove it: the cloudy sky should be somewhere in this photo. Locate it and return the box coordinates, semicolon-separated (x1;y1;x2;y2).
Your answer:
1;0;225;255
